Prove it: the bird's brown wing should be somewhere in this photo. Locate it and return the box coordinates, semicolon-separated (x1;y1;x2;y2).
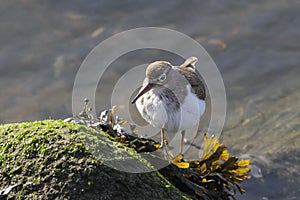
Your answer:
174;57;206;100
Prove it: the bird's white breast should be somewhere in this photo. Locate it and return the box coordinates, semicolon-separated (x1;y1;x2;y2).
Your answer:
135;85;205;132
136;90;168;129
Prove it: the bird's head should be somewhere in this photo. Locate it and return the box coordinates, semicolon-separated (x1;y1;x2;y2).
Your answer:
131;61;174;104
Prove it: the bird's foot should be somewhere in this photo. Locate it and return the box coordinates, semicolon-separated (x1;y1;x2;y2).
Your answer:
155;140;172;160
154;139;168;150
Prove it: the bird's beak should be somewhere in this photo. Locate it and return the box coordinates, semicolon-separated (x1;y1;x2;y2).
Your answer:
131;83;153;104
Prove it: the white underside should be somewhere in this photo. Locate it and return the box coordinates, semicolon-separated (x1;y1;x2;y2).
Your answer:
136;90;168;129
136;85;205;132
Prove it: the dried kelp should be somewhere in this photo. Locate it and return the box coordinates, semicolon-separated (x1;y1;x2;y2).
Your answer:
160;134;250;199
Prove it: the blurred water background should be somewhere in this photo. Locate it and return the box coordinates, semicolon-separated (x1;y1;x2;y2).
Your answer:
1;0;299;199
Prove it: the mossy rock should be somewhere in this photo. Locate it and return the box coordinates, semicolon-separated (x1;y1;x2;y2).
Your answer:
0;120;189;200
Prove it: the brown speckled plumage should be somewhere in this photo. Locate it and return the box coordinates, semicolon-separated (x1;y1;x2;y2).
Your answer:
174;57;206;100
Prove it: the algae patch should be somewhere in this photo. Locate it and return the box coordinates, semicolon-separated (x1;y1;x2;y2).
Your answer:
0;120;186;199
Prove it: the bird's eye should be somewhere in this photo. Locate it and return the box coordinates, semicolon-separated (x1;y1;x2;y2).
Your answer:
159;73;166;82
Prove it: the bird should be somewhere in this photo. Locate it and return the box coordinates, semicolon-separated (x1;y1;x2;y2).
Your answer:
131;57;206;154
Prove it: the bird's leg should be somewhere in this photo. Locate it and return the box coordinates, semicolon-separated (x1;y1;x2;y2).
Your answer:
160;128;171;160
180;130;186;155
160;128;165;148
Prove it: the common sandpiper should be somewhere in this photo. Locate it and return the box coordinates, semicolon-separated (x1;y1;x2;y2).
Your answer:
131;57;206;154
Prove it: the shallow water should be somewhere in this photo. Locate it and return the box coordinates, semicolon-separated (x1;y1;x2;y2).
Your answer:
1;0;299;199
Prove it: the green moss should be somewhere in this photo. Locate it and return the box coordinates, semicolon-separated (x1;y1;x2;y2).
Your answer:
0;120;188;199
